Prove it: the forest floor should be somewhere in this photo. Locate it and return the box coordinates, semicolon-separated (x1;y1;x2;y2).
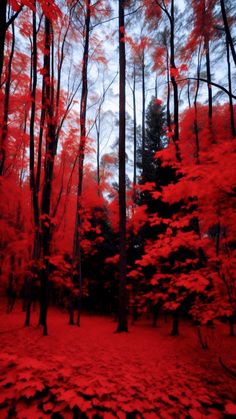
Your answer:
0;301;236;419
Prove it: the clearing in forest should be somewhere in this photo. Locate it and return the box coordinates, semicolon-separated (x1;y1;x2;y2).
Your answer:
0;302;236;418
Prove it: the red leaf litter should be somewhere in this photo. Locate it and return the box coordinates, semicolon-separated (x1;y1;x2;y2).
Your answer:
0;302;235;418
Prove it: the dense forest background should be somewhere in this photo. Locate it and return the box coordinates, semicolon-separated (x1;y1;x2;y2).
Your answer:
0;0;236;338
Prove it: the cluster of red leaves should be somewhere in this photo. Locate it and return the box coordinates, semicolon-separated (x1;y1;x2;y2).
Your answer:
127;104;236;322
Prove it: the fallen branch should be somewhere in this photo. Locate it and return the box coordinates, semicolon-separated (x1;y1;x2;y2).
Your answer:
219;357;236;379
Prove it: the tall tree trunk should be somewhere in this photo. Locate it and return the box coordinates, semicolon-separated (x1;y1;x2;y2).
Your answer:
170;0;181;161
36;90;46;193
141;50;146;172
194;43;202;164
95;116;101;191
95;73;117;193
0;0;7;86
187;80;191;108
71;0;91;327
19;109;28;186
0;21;15;176
54;13;71;155
0;1;22;86
40;16;56;336
166;45;171;132
204;37;212;119
116;0;128;333
30;6;40;243
226;38;236;137
220;0;236;67
155;74;158;98
26;5;40;327
132;62;137;192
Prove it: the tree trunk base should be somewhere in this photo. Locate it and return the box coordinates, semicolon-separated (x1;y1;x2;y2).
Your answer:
170;310;179;336
115;324;128;333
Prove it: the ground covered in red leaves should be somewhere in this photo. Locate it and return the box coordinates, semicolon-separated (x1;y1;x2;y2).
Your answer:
0;302;236;418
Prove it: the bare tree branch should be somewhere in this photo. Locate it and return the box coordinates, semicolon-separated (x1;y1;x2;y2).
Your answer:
178;77;236;100
5;6;23;29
